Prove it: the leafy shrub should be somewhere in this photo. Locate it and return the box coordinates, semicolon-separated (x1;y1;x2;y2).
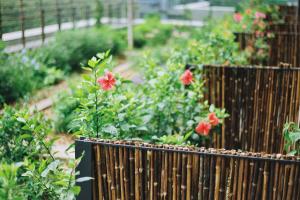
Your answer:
0;106;82;199
36;27;126;72
54;91;80;134
0;53;36;104
0;51;64;106
120;16;173;48
0;106;52;163
169;21;249;66
0;163;24;200
68;52;227;146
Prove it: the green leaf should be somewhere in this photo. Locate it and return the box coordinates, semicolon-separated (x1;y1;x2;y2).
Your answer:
76;177;94;183
287;150;297;156
102;125;118;135
289;131;300;143
82;74;92;81
82;66;92;71
16;117;26;123
19;134;32;140
41;160;60;177
88;57;98;68
136;126;148;131
71;186;81;195
54;180;68;187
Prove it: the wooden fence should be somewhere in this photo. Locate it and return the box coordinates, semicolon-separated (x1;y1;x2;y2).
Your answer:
203;65;300;153
235;29;300;67
76;139;300;200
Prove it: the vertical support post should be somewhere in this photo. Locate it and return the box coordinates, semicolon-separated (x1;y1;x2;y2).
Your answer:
39;0;45;43
19;0;25;47
86;5;90;27
160;0;168;19
95;0;103;26
298;0;300;22
117;0;121;24
71;0;76;29
75;138;94;200
0;0;2;40
127;0;134;50
104;1;110;24
56;0;61;30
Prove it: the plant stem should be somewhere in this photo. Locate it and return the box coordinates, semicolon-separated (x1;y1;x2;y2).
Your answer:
94;69;99;138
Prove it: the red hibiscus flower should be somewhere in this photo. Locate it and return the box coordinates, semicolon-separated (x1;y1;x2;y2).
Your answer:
255;12;266;19
180;69;193;85
195;121;211;136
208;112;219;126
233;13;243;23
97;71;116;91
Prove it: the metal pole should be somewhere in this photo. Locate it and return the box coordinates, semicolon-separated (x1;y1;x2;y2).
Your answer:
0;0;2;40
298;0;300;22
127;0;134;49
39;0;45;43
19;0;25;47
56;0;61;30
86;5;90;27
71;0;76;29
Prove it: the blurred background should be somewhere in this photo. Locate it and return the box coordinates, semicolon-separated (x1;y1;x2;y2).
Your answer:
1;0;298;52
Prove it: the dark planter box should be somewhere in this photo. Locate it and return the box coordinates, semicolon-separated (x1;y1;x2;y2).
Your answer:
76;138;300;200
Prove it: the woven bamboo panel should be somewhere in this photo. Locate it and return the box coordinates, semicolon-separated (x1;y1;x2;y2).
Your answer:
203;65;300;153
90;140;300;200
278;5;300;23
235;29;300;67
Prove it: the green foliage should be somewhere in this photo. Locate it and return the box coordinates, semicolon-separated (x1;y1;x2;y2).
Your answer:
0;106;52;163
229;3;281;64
69;52;227;145
283;122;300;156
22;157;82;200
0;50;64;106
36;27;126;72
131;16;173;48
139;56;228;143
0;106;83;199
54;91;81;134
0;163;24;200
75;52;147;139
0;52;37;104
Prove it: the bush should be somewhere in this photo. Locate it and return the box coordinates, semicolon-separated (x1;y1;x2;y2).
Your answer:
54;91;80;134
62;52;228;146
0;106;52;163
36;27;126;72
132;16;173;48
0;51;64;106
0;52;37;104
0;106;82;199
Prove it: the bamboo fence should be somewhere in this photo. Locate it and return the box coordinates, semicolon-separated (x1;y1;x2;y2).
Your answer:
235;28;300;67
77;139;300;200
202;65;300;153
277;5;300;23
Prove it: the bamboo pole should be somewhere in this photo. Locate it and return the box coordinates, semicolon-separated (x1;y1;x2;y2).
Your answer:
0;0;2;40
19;0;25;47
127;0;134;49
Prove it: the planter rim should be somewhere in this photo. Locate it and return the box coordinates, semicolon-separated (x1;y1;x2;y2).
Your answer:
234;31;300;36
203;64;300;70
76;138;300;164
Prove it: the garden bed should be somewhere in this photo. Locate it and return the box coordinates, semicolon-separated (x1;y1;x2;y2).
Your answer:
76;138;300;200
